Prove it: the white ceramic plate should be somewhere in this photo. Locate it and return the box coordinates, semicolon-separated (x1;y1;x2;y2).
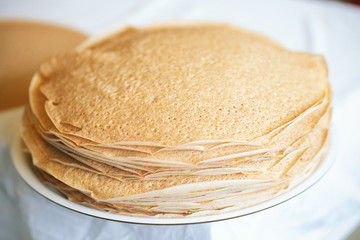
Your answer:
11;131;335;225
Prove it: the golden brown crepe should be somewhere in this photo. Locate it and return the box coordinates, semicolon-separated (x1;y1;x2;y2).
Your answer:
22;23;331;218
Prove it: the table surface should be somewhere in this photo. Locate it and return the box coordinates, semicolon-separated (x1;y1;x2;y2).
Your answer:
1;0;360;239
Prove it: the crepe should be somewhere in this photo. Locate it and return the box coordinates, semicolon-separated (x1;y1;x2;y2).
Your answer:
22;23;331;218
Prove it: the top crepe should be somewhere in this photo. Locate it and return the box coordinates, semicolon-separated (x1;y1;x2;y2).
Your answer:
32;24;328;146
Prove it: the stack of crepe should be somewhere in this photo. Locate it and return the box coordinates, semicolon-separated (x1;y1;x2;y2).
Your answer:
21;24;331;218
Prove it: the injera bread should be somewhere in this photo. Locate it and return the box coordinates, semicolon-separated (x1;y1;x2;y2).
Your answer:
22;23;331;218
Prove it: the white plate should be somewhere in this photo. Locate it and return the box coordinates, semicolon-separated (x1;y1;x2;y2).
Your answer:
11;131;335;225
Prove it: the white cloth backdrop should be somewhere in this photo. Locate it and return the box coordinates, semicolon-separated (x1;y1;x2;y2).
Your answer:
1;0;360;239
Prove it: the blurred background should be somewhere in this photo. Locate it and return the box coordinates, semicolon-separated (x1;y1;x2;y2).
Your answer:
0;0;359;240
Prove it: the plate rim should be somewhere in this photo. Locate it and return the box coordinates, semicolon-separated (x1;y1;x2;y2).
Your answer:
10;130;336;225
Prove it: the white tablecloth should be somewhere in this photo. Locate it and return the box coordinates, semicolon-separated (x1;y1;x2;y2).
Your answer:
1;0;360;239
